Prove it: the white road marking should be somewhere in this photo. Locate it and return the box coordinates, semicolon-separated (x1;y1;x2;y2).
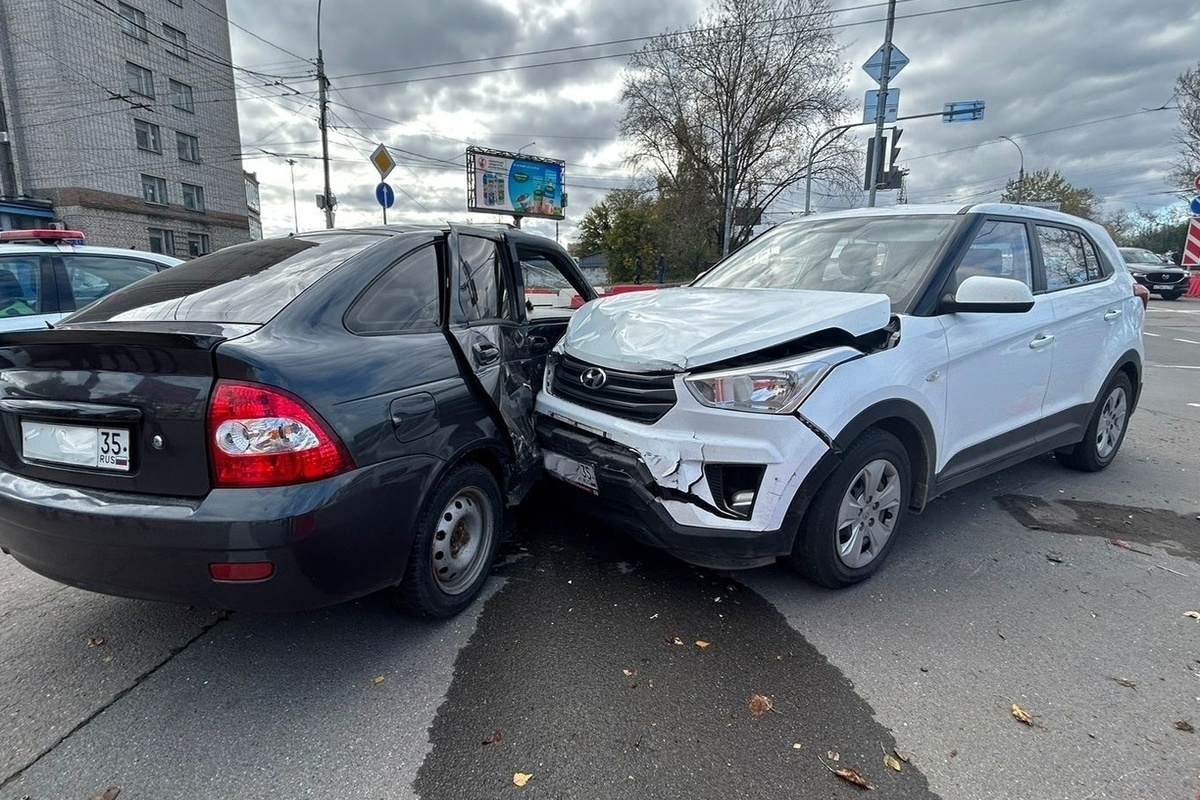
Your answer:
1144;332;1161;337
1189;403;1200;408
1174;338;1200;345
1147;363;1200;369
1146;307;1200;314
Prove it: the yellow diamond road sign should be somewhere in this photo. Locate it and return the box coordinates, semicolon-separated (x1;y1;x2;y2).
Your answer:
370;143;395;179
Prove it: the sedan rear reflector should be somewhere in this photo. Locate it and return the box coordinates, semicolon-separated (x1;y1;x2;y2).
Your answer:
209;562;275;582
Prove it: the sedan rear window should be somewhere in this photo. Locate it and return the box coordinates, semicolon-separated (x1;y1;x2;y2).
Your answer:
65;234;386;325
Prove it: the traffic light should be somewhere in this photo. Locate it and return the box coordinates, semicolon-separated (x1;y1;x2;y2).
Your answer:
887;128;902;174
863;128;904;191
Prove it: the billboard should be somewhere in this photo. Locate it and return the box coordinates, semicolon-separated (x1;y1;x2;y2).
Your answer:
467;147;566;220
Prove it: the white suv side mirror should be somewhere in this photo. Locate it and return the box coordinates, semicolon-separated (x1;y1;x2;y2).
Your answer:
946;275;1035;314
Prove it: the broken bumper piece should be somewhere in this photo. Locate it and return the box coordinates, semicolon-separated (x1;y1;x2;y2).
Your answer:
535;416;839;570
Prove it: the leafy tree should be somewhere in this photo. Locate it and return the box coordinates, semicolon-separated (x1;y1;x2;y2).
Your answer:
1001;169;1098;219
620;0;856;255
571;189;659;282
1173;61;1200;191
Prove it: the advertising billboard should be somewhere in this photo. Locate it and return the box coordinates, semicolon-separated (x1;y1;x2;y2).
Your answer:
467;147;566;220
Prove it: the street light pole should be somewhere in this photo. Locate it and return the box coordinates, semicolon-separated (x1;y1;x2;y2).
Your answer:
286;158;299;233
998;135;1024;203
316;0;333;228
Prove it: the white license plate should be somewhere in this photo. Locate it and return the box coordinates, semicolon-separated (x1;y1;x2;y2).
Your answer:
543;451;598;495
1152;284;1175;290
21;422;131;472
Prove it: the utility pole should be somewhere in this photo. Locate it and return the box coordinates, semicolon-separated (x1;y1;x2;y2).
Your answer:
316;0;333;229
286;158;299;233
867;0;897;208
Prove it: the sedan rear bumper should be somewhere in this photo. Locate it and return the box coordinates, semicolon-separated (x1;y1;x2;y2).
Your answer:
0;456;440;611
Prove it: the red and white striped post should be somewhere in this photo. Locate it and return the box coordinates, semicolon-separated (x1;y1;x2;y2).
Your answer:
1184;217;1200;298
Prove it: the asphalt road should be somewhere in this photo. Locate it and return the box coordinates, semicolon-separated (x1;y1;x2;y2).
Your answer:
1;297;1197;800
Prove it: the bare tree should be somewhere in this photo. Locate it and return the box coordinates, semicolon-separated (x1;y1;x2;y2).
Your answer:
620;0;854;253
1173;62;1200;190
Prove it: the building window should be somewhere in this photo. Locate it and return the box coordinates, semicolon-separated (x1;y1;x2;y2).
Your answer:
186;233;210;257
162;24;188;59
148;228;175;255
134;119;161;153
141;174;168;205
125;62;154;98
176;132;200;163
182;183;205;211
117;2;147;41
169;79;194;113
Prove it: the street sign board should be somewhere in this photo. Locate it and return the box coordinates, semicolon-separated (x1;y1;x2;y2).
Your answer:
863;44;909;84
376;182;395;209
863;89;900;123
943;100;985;122
370;144;396;180
1190;195;1200;216
1021;201;1061;211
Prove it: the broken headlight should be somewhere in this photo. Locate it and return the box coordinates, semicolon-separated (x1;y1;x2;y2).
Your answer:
684;347;860;414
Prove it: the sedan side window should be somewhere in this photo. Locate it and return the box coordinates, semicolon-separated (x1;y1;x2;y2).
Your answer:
0;257;41;317
345;244;441;334
1037;226;1094;291
458;236;513;322
62;256;159;310
950;220;1033;291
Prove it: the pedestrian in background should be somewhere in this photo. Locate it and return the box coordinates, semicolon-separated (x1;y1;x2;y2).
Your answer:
634;254;644;284
656;253;667;285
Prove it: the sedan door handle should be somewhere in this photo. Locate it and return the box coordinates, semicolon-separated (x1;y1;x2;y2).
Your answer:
1103;309;1123;321
1029;333;1055;350
472;342;501;365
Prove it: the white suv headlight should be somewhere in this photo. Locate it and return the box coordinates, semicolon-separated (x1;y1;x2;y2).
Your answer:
684;347;860;414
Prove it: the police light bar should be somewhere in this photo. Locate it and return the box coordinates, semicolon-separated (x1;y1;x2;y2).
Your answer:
0;229;86;245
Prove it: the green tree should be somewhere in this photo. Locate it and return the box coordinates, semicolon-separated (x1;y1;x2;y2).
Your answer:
1001;169;1098;219
620;0;856;255
571;189;659;283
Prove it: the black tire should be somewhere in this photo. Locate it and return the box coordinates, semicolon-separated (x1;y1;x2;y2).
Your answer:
397;463;502;619
1056;373;1133;472
1160;292;1183;301
789;428;911;589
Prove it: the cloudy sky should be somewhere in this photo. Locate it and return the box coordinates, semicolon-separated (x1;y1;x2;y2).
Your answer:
226;0;1200;243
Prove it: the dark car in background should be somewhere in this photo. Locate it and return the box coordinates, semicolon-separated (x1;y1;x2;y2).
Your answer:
0;224;595;617
1118;247;1190;300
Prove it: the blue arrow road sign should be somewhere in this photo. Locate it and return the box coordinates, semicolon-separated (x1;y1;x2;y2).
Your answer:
375;182;395;209
1191;195;1200;216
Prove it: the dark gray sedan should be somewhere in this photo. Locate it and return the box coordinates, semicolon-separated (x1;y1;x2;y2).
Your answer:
0;224;595;617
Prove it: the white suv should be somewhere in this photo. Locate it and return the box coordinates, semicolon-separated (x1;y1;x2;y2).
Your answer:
0;230;181;332
536;204;1144;587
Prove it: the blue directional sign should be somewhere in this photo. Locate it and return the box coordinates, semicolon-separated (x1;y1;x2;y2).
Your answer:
863;44;909;84
942;100;986;122
375;181;395;209
863;89;900;123
1190;195;1200;216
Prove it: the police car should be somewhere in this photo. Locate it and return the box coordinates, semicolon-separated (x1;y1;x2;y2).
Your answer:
0;229;181;332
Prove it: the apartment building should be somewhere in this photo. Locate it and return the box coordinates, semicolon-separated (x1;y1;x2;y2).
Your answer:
0;0;249;255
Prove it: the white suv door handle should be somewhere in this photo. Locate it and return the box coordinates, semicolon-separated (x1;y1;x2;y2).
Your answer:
1104;309;1123;321
1029;333;1055;349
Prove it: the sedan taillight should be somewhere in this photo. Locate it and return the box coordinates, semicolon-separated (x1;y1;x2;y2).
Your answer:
207;380;354;488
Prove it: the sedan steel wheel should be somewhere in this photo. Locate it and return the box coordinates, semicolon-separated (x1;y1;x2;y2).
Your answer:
1094;385;1128;459
431;486;494;595
835;458;902;570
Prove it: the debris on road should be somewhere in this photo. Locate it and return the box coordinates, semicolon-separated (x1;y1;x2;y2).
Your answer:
827;750;840;761
667;636;685;646
881;743;903;772
483;730;504;746
1113;677;1138;690
1045;553;1065;564
1174;720;1195;733
89;787;120;800
513;772;533;787
748;694;774;715
372;675;386;685
818;756;873;790
1108;538;1153;556
1184;611;1200;620
86;636;105;647
1011;703;1037;727
695;640;711;649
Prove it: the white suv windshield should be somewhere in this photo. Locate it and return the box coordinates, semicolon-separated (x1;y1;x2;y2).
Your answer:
695;215;960;308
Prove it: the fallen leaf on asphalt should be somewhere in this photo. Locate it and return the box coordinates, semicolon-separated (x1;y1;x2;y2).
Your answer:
1011;703;1035;726
1184;611;1200;620
622;669;635;677
748;694;774;715
667;636;685;646
1174;720;1195;733
949;749;958;758
1045;553;1064;564
893;747;911;763
482;730;504;746
372;675;386;685
513;772;533;787
695;640;711;649
102;656;113;664
1110;539;1133;550
86;636;105;647
883;752;903;772
1113;677;1137;690
89;787;120;800
827;750;840;761
791;743;803;750
833;767;873;790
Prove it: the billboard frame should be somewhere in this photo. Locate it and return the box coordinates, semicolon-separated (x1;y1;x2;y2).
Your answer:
466;146;567;221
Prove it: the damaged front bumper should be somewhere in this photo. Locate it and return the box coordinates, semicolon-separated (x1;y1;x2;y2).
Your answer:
535;390;840;569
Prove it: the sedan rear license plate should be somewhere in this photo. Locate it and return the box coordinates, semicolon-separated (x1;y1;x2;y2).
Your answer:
544;451;598;495
21;422;131;472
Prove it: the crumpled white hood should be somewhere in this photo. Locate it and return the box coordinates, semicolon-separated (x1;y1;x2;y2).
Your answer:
562;287;891;372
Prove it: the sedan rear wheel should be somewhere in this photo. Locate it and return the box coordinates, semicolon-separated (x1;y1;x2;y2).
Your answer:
398;463;501;618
